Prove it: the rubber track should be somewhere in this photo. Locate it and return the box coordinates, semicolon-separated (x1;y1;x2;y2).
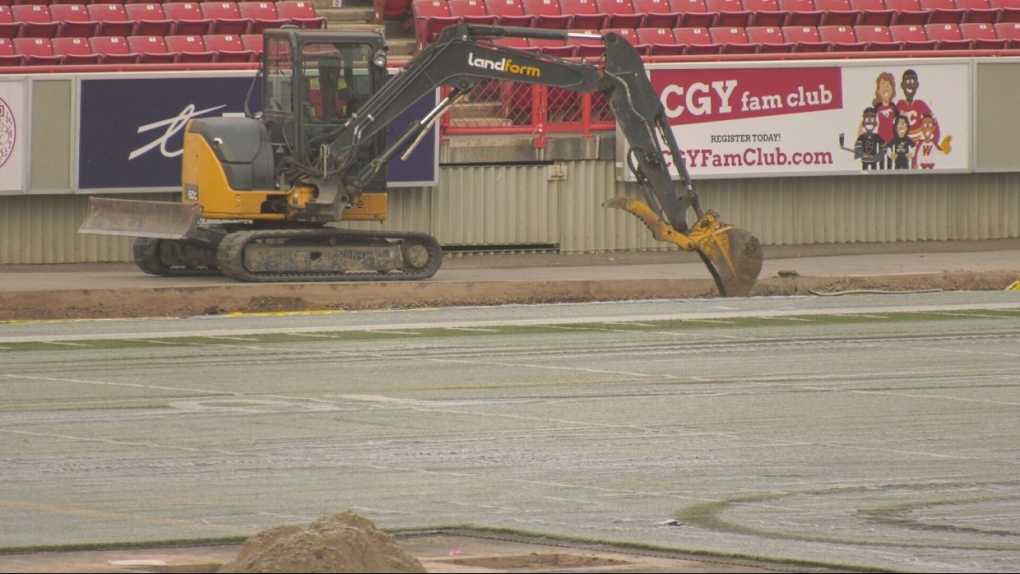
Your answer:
216;228;443;282
133;237;222;277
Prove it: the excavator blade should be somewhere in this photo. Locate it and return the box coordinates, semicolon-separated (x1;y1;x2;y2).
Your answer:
603;197;763;297
78;197;202;240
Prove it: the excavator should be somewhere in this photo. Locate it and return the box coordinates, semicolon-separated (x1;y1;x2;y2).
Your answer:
80;24;763;296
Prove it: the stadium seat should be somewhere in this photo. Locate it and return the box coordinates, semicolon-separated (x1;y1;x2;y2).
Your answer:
528;36;575;56
919;0;967;23
923;22;973;45
166;34;216;62
854;24;902;48
705;0;752;27
955;0;1001;23
203;33;257;62
556;0;608;28
0;6;24;40
520;0;572;29
990;0;1020;22
274;1;327;29
14;37;63;65
816;0;861;25
744;0;789;26
671;0;717;27
994;21;1020;44
87;4;137;38
604;27;649;53
163;3;214;37
782;24;832;49
746;25;797;50
0;38;24;66
595;0;645;28
447;0;498;25
126;34;178;63
884;0;930;24
411;0;457;48
492;35;535;49
959;21;1008;46
779;0;824;26
570;30;606;57
124;4;174;38
51;36;102;65
237;2;287;34
889;23;937;47
632;0;683;28
49;4;100;39
636;26;686;53
89;36;140;64
200;2;252;35
240;33;263;56
709;25;759;51
12;5;60;39
485;0;535;26
673;26;723;52
818;23;868;48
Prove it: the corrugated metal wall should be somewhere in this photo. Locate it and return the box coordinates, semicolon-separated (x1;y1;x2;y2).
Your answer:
1;167;1018;264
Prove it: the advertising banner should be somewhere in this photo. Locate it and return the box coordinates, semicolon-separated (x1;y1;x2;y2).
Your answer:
78;73;437;191
0;80;25;193
623;61;970;180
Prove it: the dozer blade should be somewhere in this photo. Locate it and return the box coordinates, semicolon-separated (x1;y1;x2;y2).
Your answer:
79;197;202;240
604;197;763;297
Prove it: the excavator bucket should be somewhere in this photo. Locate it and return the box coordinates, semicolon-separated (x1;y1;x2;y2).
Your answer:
604;197;763;297
79;197;202;240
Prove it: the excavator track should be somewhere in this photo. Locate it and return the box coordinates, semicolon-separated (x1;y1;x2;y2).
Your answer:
216;228;443;282
133;237;221;277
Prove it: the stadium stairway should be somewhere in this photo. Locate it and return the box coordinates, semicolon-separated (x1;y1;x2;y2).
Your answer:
312;0;416;55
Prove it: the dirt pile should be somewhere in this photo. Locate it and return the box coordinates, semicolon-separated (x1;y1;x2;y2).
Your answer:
218;511;426;573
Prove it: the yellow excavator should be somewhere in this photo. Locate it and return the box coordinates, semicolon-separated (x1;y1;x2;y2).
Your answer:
80;24;763;296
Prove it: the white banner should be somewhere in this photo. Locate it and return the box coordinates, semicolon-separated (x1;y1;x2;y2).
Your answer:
0;80;25;193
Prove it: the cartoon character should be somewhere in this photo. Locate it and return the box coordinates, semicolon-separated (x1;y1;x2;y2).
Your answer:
887;114;916;170
914;114;952;169
841;107;886;171
870;72;898;154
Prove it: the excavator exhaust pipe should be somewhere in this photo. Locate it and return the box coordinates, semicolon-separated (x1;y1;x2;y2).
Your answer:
79;197;202;240
604;197;763;297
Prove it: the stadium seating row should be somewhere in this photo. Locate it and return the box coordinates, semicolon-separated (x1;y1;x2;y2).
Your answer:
0;33;263;64
489;22;1020;54
0;1;324;39
412;0;1020;48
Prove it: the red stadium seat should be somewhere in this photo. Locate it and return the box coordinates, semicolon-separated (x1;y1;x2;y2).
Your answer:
854;24;902;48
709;25;759;51
673;25;723;51
744;0;790;26
818;23;868;48
0;37;24;66
671;0;717;27
89;36;139;64
14;37;63;65
49;4;100;39
605;27;649;53
528;36;576;56
492;35;534;49
0;6;25;40
51;36;101;64
520;0;572;29
204;33;257;61
923;22;973;45
782;24;832;49
12;5;60;39
636;26;686;53
126;34;178;63
959;21;1008;45
779;0;824;26
557;0;608;28
990;0;1020;22
705;0;752;27
746;24;797;49
570;30;605;57
274;1;327;29
163;3;214;37
884;0;930;24
124;4;174;37
994;20;1020;44
889;23;937;47
632;0;683;27
237;2;287;34
817;0;861;25
166;34;216;62
87;4;136;38
241;33;263;56
920;0;967;22
955;0;1000;22
411;0;457;48
485;0;535;26
447;0;498;25
595;0;645;28
200;2;252;35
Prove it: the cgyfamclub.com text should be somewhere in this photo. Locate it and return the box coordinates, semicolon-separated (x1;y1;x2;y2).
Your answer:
668;147;835;168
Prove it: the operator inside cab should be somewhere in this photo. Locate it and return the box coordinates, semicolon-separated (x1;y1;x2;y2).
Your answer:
307;55;354;122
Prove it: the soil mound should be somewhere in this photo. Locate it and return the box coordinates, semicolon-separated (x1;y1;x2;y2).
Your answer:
218;511;426;573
